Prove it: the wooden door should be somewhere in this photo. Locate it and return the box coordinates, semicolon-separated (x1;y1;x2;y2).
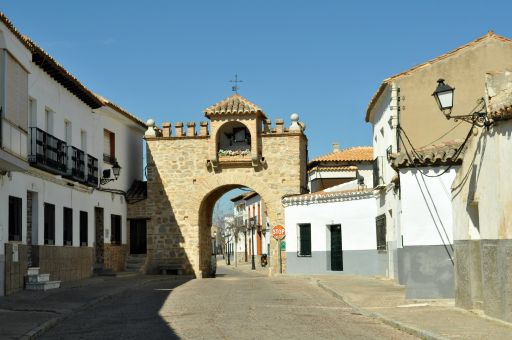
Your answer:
330;225;343;271
130;219;147;254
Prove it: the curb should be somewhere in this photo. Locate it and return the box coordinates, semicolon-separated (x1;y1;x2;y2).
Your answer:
316;280;449;340
21;275;191;339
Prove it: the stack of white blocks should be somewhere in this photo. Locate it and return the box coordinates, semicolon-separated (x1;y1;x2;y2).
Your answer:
25;267;61;291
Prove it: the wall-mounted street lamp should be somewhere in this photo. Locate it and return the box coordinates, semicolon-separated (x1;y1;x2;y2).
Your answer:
432;79;493;127
100;161;121;185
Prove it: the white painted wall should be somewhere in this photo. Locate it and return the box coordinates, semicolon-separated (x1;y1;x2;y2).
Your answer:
284;194;377;252
0;20;145;259
400;167;457;246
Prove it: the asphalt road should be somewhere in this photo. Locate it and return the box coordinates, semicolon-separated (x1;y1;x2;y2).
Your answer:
41;264;417;339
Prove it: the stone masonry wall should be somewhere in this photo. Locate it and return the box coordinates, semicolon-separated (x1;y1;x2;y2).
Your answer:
32;245;94;282
4;243;28;295
104;244;128;272
145;121;307;277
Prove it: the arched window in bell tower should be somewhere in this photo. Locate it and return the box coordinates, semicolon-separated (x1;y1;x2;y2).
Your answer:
217;121;251;158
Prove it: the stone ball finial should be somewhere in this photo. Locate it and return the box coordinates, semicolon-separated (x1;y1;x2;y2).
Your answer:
290;113;299;122
146;118;155;127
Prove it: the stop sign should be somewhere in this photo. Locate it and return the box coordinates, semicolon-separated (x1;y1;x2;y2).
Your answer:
272;225;286;240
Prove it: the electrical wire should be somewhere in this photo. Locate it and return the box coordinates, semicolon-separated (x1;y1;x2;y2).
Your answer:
398;125;473;178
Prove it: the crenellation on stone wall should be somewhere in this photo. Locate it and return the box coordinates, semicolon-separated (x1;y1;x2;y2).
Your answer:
175;122;185;136
187;122;196;136
162;122;172;137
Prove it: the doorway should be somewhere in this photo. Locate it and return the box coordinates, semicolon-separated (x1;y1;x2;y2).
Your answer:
330;224;343;271
130;219;147;254
94;207;104;265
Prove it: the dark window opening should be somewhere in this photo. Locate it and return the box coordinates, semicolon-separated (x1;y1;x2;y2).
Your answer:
297;223;312;257
63;207;73;246
44;203;55;245
376;214;387;251
8;196;22;241
80;211;88;246
111;214;122;245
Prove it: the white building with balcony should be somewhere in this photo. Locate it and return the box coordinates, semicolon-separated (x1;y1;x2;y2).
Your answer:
0;13;146;295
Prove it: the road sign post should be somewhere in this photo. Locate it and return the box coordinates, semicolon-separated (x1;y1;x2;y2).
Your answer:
272;225;286;274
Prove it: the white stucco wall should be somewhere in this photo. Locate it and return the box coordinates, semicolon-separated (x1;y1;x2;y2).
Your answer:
400;167;457;246
284;194;377;253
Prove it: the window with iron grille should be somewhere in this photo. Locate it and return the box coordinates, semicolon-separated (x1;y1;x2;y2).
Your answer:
8;196;22;241
63;207;73;246
44;203;55;245
376;214;387;251
111;214;122;245
297;223;312;257
80;211;88;246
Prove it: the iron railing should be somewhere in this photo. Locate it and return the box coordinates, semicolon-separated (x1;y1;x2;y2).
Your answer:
66;146;85;181
29;127;67;174
87;154;98;187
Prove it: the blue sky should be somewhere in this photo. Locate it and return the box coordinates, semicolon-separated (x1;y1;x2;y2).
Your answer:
3;0;512;215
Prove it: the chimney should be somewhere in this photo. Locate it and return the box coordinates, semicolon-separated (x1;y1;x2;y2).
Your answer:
332;143;340;153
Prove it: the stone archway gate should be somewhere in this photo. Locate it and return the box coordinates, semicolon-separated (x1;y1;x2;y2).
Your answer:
142;94;307;277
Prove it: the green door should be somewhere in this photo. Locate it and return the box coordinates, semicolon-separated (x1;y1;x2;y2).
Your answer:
330;225;343;271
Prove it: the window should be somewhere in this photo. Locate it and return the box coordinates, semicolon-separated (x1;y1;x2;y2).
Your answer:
64;120;72;145
44;203;55;245
29;98;37;128
103;129;115;164
297;223;311;256
8;196;22;241
81;130;87;153
45;108;54;134
111;214;122;245
80;211;88;246
63;207;73;246
233;127;247;143
376;214;387;251
5;52;28;131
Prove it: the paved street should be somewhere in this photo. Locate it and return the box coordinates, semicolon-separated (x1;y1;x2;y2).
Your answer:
41;264;416;340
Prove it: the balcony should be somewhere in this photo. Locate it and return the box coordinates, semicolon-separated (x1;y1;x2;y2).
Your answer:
29;127;67;175
65;146;85;182
87;155;98;187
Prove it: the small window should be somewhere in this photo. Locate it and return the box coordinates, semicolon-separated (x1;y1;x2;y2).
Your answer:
233;127;247;143
376;214;386;251
29;98;37;128
297;223;312;257
64;120;72;145
111;214;122;245
81;130;87;153
45;108;54;134
63;207;73;246
80;211;88;246
103;129;116;164
44;203;55;245
8;196;22;241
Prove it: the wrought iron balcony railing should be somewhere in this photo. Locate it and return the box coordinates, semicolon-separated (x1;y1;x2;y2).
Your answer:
87;154;99;187
65;146;85;182
29;127;67;175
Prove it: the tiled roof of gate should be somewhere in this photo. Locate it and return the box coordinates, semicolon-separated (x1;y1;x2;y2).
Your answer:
204;94;267;118
391;139;466;168
365;31;512;122
310;146;373;163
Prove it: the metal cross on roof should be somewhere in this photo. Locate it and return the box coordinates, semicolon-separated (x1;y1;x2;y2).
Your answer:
229;74;243;93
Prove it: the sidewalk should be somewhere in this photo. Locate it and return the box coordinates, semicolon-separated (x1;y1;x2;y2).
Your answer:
314;275;512;340
0;274;190;339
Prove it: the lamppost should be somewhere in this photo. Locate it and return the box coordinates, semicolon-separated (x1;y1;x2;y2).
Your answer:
213;230;217;256
432;79;493;127
249;217;256;270
100;161;122;185
225;231;231;266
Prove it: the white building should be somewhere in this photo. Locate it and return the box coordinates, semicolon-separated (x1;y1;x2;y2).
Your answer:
283;181;381;275
229;191;270;266
0;13;146;295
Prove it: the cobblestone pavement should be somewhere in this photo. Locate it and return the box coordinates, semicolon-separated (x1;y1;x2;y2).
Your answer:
42;263;416;339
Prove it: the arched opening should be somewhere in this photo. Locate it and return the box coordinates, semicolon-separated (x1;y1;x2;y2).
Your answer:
198;184;270;277
216;122;251;160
